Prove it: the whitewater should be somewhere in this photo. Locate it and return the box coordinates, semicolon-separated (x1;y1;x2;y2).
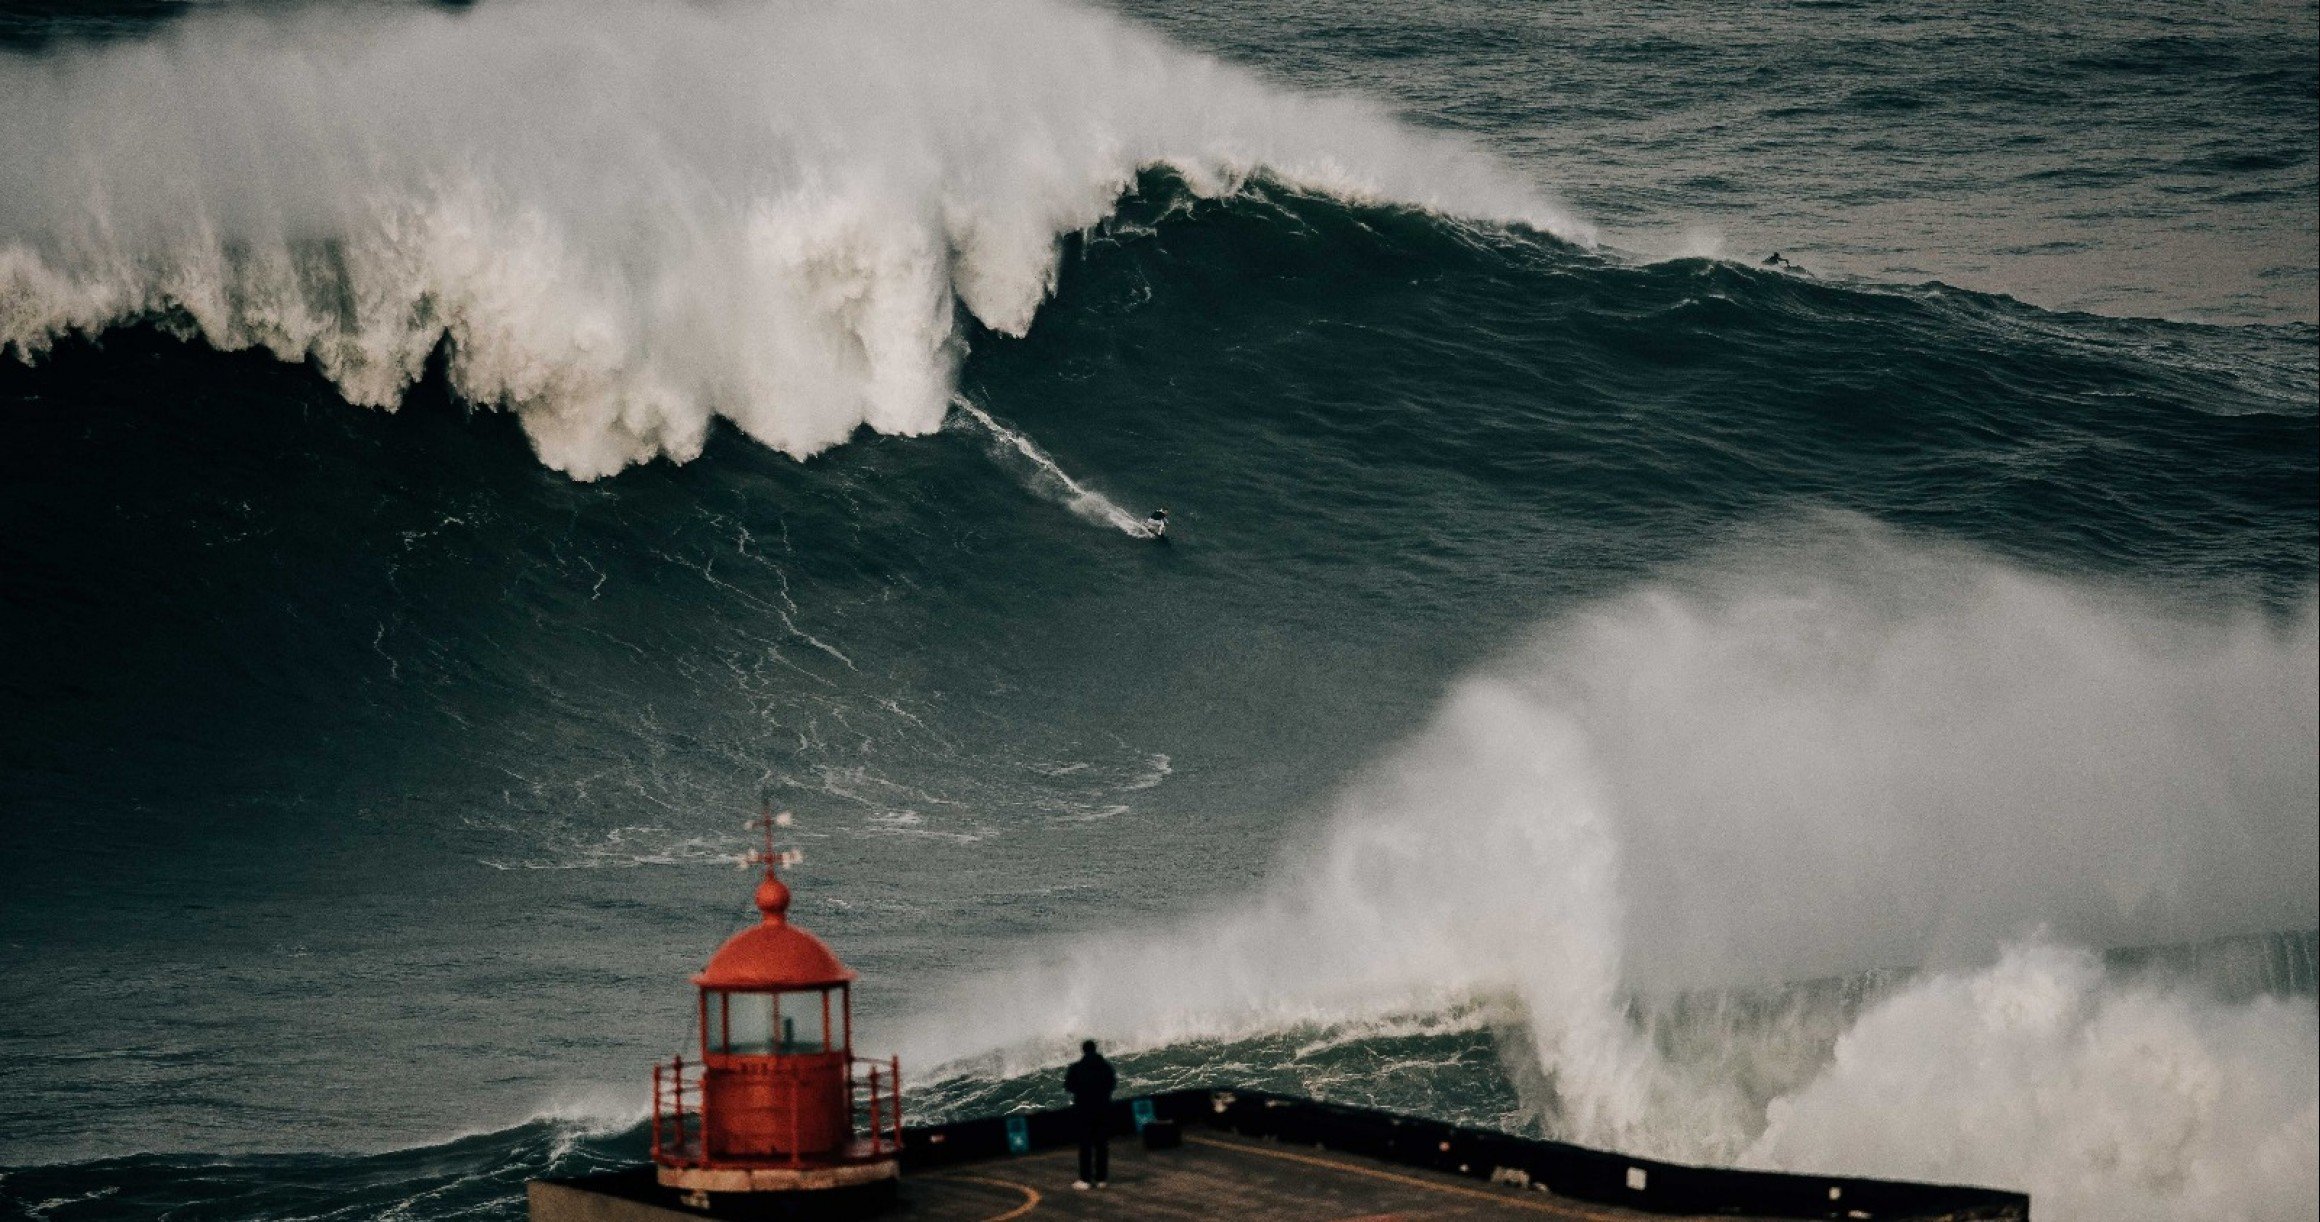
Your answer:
901;523;2318;1221
0;0;1580;477
1;2;2313;1221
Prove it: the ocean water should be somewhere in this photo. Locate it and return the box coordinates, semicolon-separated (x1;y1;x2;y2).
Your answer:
1;1;2314;1219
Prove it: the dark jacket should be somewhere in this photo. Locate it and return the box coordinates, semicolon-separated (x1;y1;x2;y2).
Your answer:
1064;1051;1116;1112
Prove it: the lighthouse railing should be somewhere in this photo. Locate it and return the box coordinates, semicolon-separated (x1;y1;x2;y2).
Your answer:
850;1055;905;1156
650;1056;707;1165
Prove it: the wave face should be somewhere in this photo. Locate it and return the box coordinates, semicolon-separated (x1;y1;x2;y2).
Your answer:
0;1114;645;1222
0;0;1572;477
2;1;2315;1221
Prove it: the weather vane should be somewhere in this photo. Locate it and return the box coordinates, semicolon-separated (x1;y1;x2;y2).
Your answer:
742;805;803;874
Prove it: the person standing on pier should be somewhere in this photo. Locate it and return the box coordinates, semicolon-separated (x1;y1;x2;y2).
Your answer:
1065;1039;1117;1189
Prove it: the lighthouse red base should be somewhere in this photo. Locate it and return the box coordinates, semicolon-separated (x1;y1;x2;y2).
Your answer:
654;1152;897;1196
651;1051;904;1194
648;811;903;1197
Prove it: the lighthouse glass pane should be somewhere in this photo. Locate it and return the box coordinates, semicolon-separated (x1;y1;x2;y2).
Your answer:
713;991;774;1055
773;990;828;1053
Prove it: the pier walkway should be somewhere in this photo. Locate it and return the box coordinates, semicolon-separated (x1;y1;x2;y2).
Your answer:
531;1088;2026;1222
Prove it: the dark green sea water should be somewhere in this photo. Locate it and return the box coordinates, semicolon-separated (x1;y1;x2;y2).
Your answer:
1;1;2314;1218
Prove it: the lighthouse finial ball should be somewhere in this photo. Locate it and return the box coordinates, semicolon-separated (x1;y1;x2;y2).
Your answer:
755;872;791;922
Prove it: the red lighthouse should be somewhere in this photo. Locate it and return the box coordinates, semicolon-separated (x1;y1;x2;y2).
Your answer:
651;811;902;1200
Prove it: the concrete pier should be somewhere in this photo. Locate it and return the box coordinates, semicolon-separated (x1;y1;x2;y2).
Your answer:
531;1088;2029;1222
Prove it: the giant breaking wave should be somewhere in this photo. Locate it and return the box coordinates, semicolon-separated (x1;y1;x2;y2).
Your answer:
899;521;2320;1222
0;0;1582;477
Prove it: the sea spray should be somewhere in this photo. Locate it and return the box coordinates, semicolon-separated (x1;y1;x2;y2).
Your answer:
1743;943;2318;1222
0;0;1580;478
897;519;2319;1217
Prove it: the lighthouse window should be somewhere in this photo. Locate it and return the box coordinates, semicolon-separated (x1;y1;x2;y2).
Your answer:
773;990;829;1053
705;990;831;1054
711;991;776;1055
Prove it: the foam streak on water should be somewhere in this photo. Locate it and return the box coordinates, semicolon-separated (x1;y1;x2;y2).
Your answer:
948;397;1146;534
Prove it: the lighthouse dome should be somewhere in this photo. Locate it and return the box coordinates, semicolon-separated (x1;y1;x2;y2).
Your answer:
692;877;857;989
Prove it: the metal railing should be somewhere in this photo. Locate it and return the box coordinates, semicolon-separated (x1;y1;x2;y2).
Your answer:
650;1056;708;1166
852;1055;904;1156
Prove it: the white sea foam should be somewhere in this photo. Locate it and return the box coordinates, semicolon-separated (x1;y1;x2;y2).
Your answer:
0;0;1579;478
895;519;2319;1219
391;1082;649;1158
1746;943;2317;1222
529;1085;655;1140
948;397;1146;534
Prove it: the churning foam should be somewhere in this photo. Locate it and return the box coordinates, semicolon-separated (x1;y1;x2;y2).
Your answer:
0;0;1580;478
895;520;2318;1221
1746;942;2316;1221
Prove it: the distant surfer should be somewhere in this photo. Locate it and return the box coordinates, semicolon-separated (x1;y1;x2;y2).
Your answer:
1066;1039;1117;1189
1141;508;1169;540
1763;251;1789;267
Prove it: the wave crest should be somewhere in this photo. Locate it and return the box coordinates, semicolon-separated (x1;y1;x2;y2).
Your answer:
0;0;1581;477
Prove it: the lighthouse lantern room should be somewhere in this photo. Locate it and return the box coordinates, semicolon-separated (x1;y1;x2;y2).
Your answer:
651;810;902;1199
